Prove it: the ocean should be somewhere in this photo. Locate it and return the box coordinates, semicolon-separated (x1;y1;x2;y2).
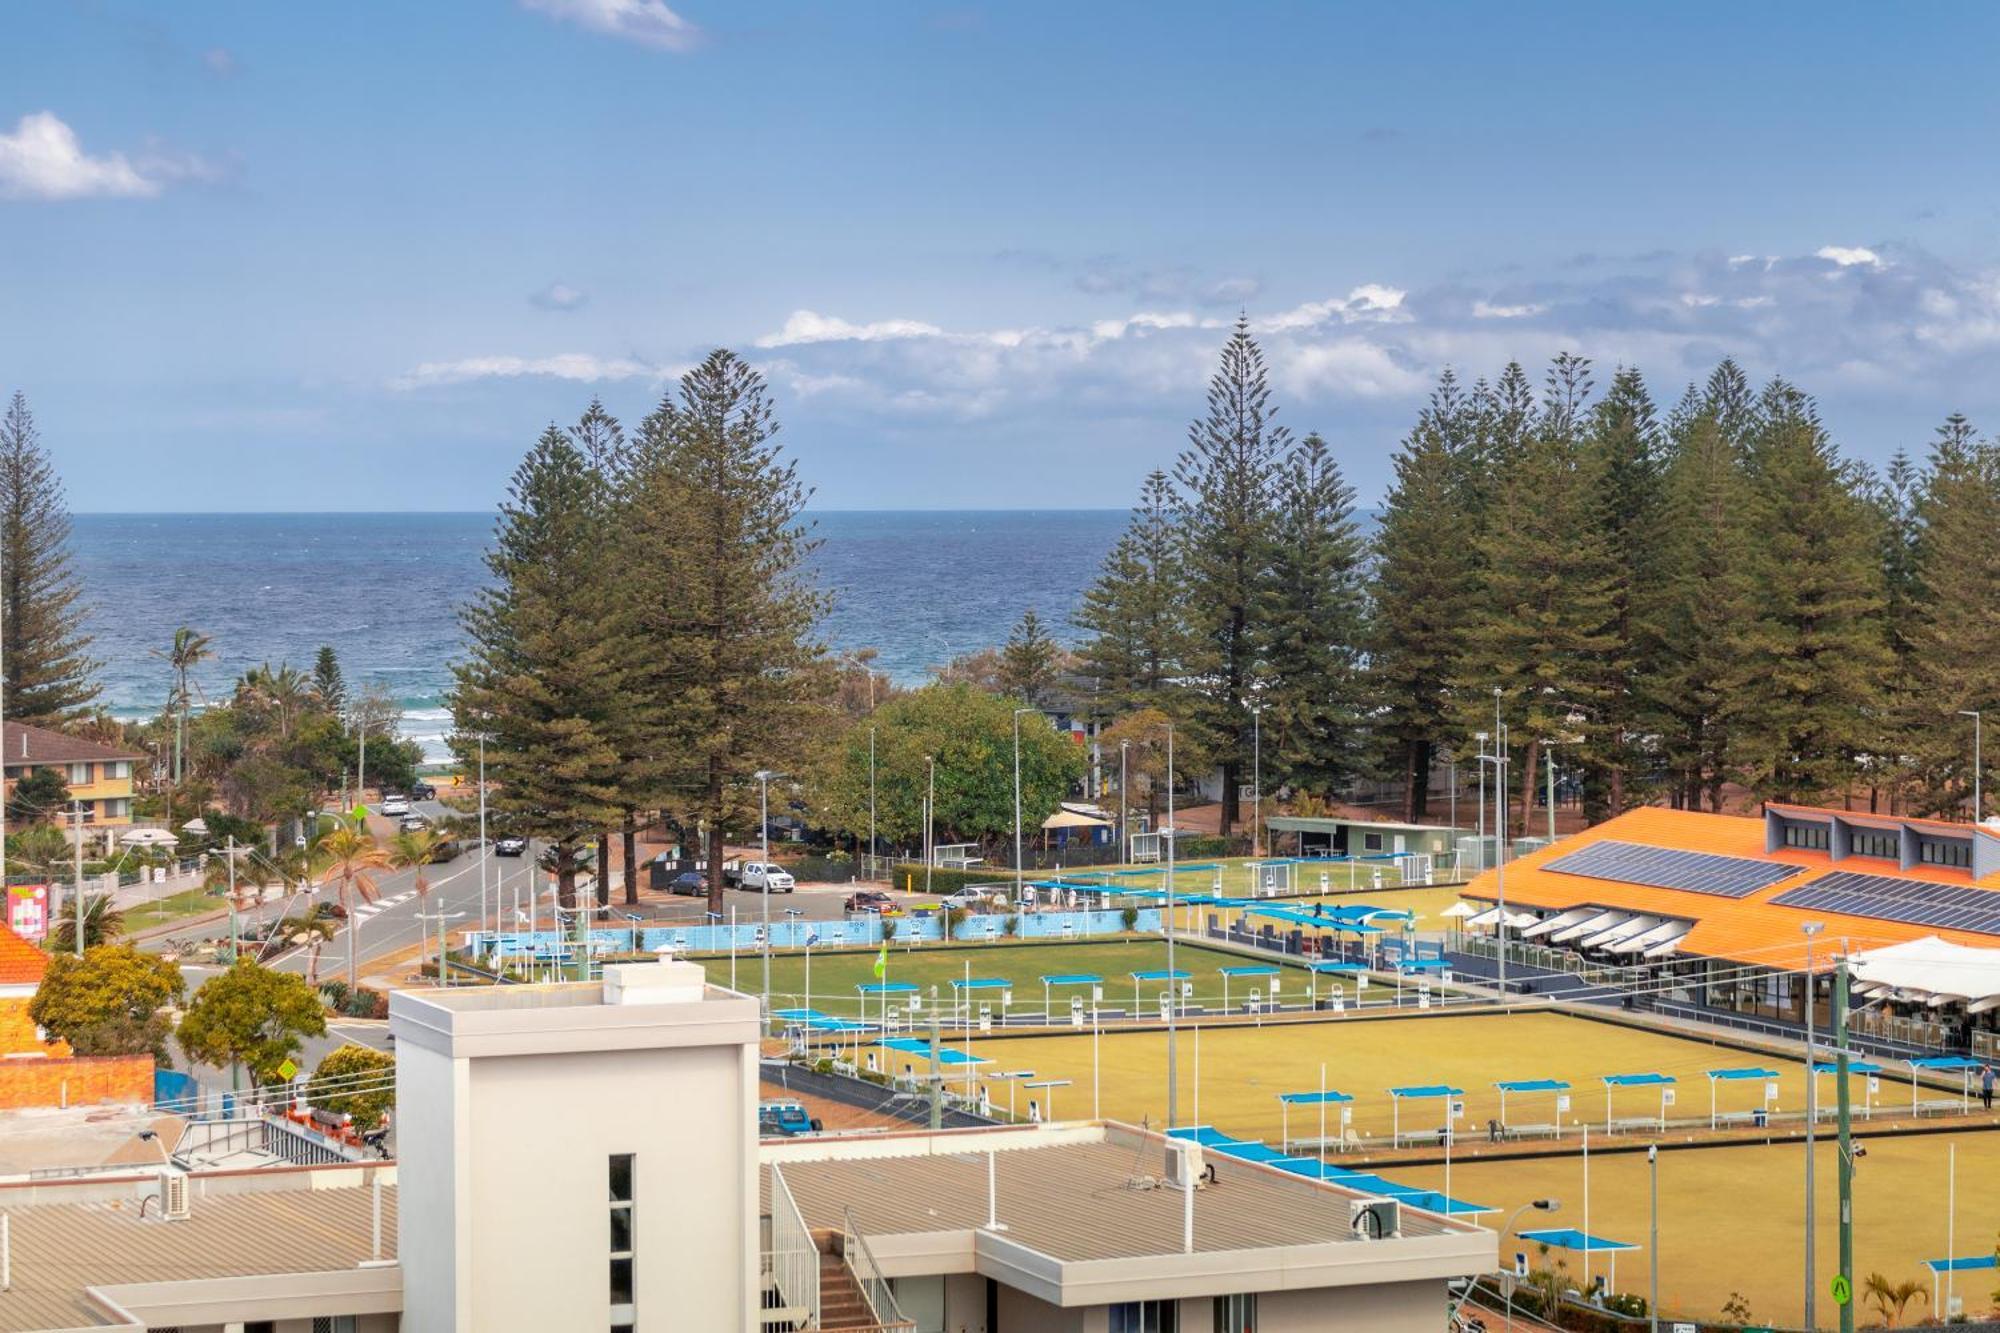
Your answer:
69;510;1129;762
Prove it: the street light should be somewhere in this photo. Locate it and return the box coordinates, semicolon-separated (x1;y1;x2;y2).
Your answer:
1165;719;1179;1128
836;651;880;711
1802;919;1826;1330
784;906;809;1010
1478;744;1510;1002
924;755;936;898
1118;739;1130;861
1013;708;1034;921
756;770;783;1017
1960;710;1982;823
1248;700;1264;858
1501;1198;1560;1331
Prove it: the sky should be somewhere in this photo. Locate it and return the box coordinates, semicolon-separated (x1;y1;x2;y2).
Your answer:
8;2;2000;511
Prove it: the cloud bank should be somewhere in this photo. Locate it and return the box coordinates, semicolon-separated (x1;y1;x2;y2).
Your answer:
520;0;700;52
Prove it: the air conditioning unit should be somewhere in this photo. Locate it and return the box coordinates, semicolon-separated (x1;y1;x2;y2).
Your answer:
161;1172;190;1221
1163;1140;1206;1190
1351;1198;1399;1241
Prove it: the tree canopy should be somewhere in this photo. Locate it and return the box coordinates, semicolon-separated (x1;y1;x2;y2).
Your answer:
29;944;184;1064
177;959;327;1087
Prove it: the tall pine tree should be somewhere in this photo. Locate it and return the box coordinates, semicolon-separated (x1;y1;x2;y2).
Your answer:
998;607;1059;705
1174;320;1284;836
1076;471;1185;716
0;393;98;725
1585;365;1663;813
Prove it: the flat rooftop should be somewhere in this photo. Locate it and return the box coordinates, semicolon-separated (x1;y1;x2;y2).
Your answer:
0;1166;395;1331
768;1123;1471;1263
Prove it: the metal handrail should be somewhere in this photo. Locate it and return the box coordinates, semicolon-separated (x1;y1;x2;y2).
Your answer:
768;1165;819;1329
842;1205;914;1329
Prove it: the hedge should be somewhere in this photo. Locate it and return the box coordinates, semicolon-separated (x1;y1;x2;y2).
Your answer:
886;864;1011;895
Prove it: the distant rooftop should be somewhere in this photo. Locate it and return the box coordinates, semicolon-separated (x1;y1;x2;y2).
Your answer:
0;723;142;767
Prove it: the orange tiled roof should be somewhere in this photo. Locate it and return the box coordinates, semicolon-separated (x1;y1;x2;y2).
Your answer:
0;927;46;987
1463;805;2000;969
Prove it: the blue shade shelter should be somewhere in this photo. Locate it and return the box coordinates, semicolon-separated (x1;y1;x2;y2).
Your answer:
1166;1125;1235;1146
1925;1253;1999;1315
879;1036;987;1067
1219;964;1282;1011
1129;968;1191;1011
948;977;1012;991
1494;1079;1571;1138
1601;1073;1676;1132
1039;972;1103;1017
855;982;918;995
1704;1067;1780;1129
1910;1055;1986;1115
1278;1086;1353;1154
1810;1059;1886;1119
1388;1084;1465;1146
1520;1228;1641;1292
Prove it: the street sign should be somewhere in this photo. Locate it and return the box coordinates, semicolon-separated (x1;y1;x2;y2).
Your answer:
1514;1252;1528;1278
1556;1093;1572;1113
1671;1323;1697;1333
1830;1273;1852;1306
277;1058;298;1081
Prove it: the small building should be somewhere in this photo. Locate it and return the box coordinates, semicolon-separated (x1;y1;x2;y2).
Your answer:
0;722;142;848
1266;815;1460;861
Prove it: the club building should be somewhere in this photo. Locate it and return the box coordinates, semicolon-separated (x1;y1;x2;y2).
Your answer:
1461;803;2000;1058
0;960;1492;1332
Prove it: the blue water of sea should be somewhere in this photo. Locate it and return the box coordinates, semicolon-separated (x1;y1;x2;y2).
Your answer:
70;510;1127;760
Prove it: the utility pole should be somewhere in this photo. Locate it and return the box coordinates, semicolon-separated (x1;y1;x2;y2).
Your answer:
1648;1143;1659;1333
1545;742;1557;843
71;800;84;958
1013;708;1031;917
1250;702;1263;858
928;1005;942;1130
924;755;935;897
476;728;488;936
1165;722;1178;1128
867;725;876;875
1802;920;1824;1331
1835;951;1855;1333
1961;710;1983;824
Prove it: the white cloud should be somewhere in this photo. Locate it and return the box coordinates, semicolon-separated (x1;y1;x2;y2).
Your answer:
390;353;667;390
520;0;700;51
1472;299;1548;319
0;112;155;200
756;311;947;347
1259;285;1408;332
202;47;240;77
1816;245;1884;268
530;281;589;311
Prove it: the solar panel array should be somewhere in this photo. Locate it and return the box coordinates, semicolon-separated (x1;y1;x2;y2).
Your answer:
1544;840;1799;899
1771;871;2000;936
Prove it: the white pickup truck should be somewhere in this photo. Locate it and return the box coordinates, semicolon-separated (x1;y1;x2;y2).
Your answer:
728;861;796;894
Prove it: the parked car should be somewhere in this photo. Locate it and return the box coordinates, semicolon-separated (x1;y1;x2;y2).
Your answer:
757;1099;822;1137
379;794;410;816
935;889;988;911
494;835;527;857
844;889;895;914
727;861;794;893
409;781;437;800
427;838;464;864
399;813;429;832
667;870;707;897
312;901;348;921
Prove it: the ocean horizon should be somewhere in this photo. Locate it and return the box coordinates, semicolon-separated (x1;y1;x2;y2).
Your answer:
68;509;1132;762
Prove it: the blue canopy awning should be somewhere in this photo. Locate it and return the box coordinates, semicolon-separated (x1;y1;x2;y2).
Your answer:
1811;1060;1886;1074
856;982;919;995
1039;973;1103;986
1925;1254;2000;1274
1396;958;1452;971
1602;1072;1675;1087
1308;961;1371;973
1219;965;1282;977
949;978;1013;991
1209;1141;1291;1165
1706;1066;1779;1081
1521;1228;1640;1253
879;1037;988;1066
1495;1079;1571;1093
1129;969;1191;981
1911;1056;1986;1071
1279;1089;1354;1104
1165;1125;1236;1146
1388;1084;1465;1099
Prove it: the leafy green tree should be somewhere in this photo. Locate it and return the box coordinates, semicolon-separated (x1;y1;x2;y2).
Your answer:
1733;381;1891;804
811;683;1084;846
1076;470;1185;716
1633;410;1759;812
1174;320;1284;835
1262;431;1367;796
7;765;68;825
1459;354;1620;832
1098;706;1210;828
313;824;389;990
178;959;327;1088
310;1043;396;1130
626;351;831;912
49;893;125;953
1369;369;1482;820
998;608;1060;706
312;645;346;715
452;426;626;908
29;944;184;1063
0;392;100;724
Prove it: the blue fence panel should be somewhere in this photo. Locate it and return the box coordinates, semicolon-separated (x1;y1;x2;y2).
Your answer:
154;1067;200;1114
467;908;1166;959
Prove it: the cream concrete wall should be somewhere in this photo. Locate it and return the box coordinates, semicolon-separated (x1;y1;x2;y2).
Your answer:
394;1032;467;1332
1227;1280;1446;1331
996;1283;1088;1332
461;1042;754;1332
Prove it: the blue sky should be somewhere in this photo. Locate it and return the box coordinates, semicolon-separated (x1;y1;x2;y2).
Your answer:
7;1;2000;511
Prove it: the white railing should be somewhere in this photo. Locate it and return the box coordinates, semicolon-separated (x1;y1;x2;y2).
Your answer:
768;1165;819;1330
843;1205;913;1329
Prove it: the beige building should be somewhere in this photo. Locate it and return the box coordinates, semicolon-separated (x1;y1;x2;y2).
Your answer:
0;961;1495;1331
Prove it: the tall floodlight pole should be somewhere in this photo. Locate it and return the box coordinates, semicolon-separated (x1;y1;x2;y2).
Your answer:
1013;708;1033;918
867;725;877;874
924;755;935;897
71;801;84;958
1479;717;1510;1001
1648;1143;1659;1333
1802;919;1825;1330
1118;740;1129;860
1165;721;1178;1128
1474;732;1489;872
1249;701;1263;857
757;770;779;1017
1960;710;1983;823
1834;950;1855;1333
477;729;489;936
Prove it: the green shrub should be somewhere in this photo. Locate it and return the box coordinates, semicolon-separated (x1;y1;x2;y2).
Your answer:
318;980;350;1011
888;864;1006;896
1002;915;1020;937
1120;906;1139;932
881;917;899;941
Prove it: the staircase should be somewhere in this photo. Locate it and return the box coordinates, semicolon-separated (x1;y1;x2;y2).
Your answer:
814;1229;914;1332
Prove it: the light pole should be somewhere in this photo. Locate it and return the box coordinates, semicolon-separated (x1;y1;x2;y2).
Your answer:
1960;710;1982;823
1475;732;1489;871
1118;740;1129;860
1165;720;1179;1128
476;728;489;936
836;651;879;711
1479;739;1510;1001
1648;1145;1659;1333
784;907;807;1009
1246;700;1264;858
1013;708;1034;918
867;725;877;875
924;755;935;897
1802;919;1825;1330
756;770;782;1017
1501;1198;1560;1331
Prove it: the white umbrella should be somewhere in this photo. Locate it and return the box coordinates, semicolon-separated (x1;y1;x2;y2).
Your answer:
119;829;180;848
1441;901;1480;919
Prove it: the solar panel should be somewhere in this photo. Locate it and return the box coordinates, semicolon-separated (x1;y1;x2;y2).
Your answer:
1770;871;2000;936
1544;840;1798;898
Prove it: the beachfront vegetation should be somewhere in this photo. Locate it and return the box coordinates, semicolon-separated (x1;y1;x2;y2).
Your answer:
29;943;184;1063
0;392;100;725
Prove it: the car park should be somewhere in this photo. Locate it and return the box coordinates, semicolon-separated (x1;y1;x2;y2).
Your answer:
728;861;795;894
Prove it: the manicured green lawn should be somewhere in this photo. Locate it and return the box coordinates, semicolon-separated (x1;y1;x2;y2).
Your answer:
121;887;228;935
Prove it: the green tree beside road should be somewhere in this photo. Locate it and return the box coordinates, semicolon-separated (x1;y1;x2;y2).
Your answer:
28;944;184;1063
310;1043;395;1130
178;959;327;1089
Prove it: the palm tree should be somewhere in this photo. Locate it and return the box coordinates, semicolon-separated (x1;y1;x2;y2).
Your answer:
312;823;390;990
388;827;447;976
49;894;124;952
150;627;213;788
1863;1272;1927;1327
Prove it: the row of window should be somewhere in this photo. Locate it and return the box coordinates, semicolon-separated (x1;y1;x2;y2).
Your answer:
1111;1294;1257;1332
1780;821;1974;868
10;761;133;785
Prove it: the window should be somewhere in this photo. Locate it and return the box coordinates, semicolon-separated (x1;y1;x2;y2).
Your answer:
1215;1293;1257;1331
609;1154;635;1326
108;760;130;780
68;763;89;785
310;1318;356;1333
1850;831;1898;860
1783;822;1829;851
1110;1300;1178;1333
1920;839;1972;869
1362;832;1384;852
